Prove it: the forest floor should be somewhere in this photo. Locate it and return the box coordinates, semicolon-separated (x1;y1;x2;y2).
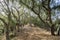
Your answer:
1;24;60;40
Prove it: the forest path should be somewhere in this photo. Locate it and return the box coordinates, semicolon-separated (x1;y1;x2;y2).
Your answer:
13;24;60;40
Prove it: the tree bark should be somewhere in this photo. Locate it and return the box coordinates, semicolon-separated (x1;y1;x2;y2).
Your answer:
6;25;10;40
48;0;55;36
57;27;60;36
51;24;55;35
48;9;55;35
57;30;60;35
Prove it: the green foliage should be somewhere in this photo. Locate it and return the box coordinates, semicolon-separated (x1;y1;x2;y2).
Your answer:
0;0;60;38
30;17;43;26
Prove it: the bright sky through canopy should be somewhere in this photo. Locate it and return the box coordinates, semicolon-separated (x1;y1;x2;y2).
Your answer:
0;0;3;1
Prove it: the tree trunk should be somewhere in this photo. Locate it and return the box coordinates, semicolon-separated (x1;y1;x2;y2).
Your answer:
51;24;55;35
48;10;55;35
17;25;20;32
14;26;17;36
48;0;55;36
6;25;10;40
57;30;60;35
57;27;60;36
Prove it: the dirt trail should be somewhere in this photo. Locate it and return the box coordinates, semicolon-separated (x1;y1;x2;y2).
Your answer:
1;24;60;40
13;24;60;40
